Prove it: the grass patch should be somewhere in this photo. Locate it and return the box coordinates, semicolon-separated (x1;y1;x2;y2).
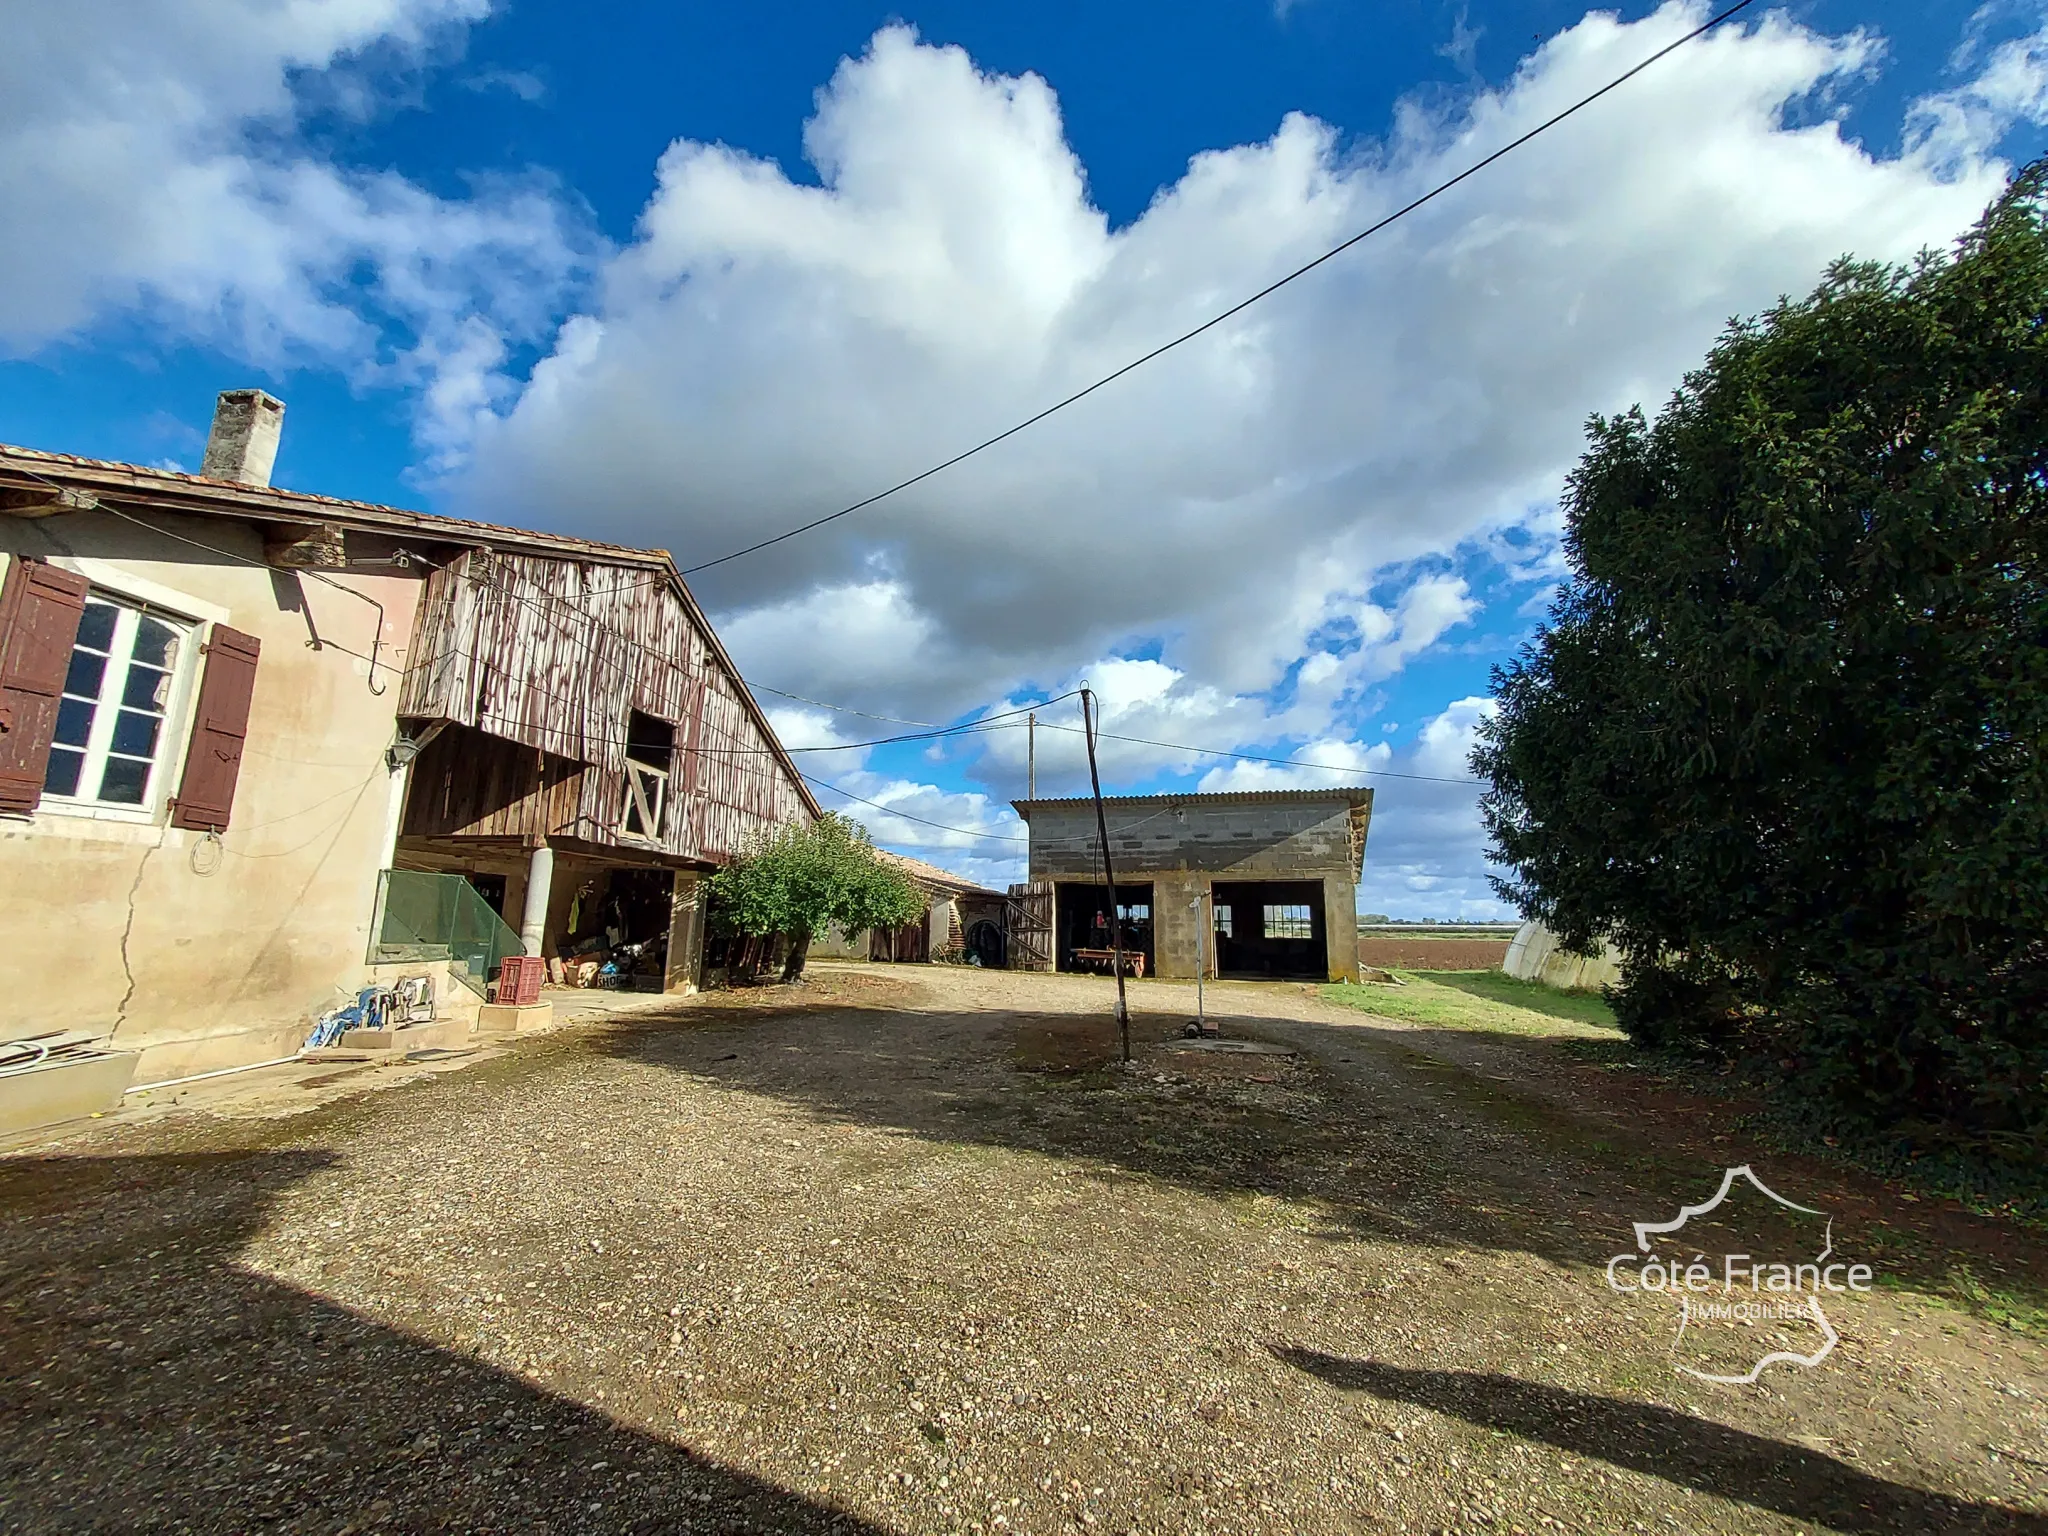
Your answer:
1324;969;1621;1040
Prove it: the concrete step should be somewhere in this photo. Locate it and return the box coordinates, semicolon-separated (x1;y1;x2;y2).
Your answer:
335;1018;473;1053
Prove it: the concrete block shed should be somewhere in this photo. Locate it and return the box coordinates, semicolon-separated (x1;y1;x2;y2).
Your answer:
1013;789;1372;983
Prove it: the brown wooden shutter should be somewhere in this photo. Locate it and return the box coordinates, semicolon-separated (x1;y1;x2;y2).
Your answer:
169;624;261;832
0;557;90;817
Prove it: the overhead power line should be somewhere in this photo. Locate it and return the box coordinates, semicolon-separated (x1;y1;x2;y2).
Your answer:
91;488;1480;794
802;773;1025;843
803;770;1182;849
1028;719;1483;786
677;0;1759;576
747;682;940;728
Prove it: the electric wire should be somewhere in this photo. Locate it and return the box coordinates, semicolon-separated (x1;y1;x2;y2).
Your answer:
676;0;1760;576
694;693;1079;757
75;484;1484;820
1027;718;1484;786
361;530;1478;789
96;504;391;693
802;770;1184;849
746;682;940;728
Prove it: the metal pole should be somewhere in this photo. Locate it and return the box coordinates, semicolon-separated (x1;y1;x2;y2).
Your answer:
1190;890;1206;1035
1080;689;1130;1062
1027;711;1036;804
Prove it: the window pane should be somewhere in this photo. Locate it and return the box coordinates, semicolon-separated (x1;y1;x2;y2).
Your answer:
64;650;107;700
1263;904;1313;939
132;617;179;669
97;755;150;804
44;748;83;796
75;602;117;653
111;708;163;759
121;663;170;712
54;696;95;748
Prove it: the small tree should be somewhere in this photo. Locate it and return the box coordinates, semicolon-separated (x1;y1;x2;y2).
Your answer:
707;814;925;981
1475;164;2048;1160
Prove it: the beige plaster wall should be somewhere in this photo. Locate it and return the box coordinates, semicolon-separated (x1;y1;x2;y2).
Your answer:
0;513;420;1081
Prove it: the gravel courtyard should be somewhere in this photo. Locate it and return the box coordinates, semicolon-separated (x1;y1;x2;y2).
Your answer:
3;964;2044;1535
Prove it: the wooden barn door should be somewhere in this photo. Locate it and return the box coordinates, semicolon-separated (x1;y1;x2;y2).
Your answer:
1007;881;1052;971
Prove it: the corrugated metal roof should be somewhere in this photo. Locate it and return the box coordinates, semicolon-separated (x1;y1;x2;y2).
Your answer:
1011;788;1374;819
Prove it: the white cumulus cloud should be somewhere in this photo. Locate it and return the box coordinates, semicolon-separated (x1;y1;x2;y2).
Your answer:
455;6;2022;749
0;0;596;447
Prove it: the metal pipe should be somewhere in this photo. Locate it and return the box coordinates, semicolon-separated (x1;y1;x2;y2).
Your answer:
128;1054;303;1094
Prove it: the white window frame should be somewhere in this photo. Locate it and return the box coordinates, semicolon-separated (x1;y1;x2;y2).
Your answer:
37;565;214;826
1262;903;1315;940
621;757;670;843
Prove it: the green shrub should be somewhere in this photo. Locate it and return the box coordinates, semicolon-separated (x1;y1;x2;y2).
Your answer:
708;814;924;980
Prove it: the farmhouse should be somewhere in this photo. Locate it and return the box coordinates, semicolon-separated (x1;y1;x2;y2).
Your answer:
1011;789;1372;982
0;390;812;1127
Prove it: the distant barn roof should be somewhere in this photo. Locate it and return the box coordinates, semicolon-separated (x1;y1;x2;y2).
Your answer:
877;849;1004;899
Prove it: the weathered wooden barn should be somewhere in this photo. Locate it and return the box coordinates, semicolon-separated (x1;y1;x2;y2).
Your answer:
387;543;817;992
1012;789;1372;983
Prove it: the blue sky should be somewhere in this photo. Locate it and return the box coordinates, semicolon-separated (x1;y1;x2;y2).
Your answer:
4;1;2043;913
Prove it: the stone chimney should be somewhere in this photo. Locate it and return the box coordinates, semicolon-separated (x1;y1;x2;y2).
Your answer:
200;389;285;487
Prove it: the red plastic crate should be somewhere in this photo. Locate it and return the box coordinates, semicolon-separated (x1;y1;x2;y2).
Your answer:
497;954;547;1006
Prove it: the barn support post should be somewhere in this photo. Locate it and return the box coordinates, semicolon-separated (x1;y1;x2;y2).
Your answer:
520;843;554;957
665;872;705;994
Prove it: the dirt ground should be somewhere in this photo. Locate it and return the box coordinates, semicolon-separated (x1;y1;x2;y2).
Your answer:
1357;937;1513;970
3;964;2044;1535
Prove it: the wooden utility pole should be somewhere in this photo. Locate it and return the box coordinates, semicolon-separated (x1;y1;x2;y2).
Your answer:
1080;688;1130;1062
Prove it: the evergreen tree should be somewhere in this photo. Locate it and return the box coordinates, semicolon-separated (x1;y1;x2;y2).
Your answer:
1475;165;2048;1159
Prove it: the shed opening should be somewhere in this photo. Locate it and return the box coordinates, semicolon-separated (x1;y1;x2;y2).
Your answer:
1055;882;1154;976
1211;879;1326;979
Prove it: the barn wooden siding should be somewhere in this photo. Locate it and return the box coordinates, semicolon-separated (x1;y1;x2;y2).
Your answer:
400;726;584;843
396;551;810;863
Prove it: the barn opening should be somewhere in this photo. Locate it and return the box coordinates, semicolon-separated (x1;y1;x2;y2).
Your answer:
622;710;674;841
1055;882;1154;975
554;863;678;988
463;871;508;918
966;918;1005;969
1211;879;1326;979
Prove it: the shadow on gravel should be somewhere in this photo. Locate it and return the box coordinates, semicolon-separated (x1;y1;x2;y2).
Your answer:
0;1151;883;1536
1275;1348;2047;1535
